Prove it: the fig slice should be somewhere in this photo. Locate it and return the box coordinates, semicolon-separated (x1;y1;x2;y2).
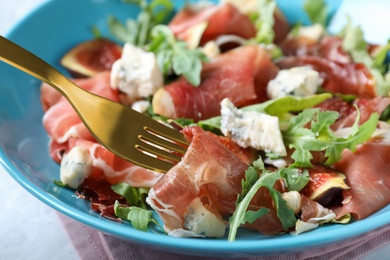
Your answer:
301;165;349;207
61;38;122;78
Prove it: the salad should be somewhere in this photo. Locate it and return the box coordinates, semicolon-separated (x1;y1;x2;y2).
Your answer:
40;0;390;241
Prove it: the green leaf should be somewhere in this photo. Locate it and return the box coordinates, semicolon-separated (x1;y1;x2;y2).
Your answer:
127;206;153;231
112;183;139;205
148;25;208;86
280;168;310;192
283;108;379;167
286;108;319;131
197;94;332;132
111;183;149;209
183;58;203;86
114;201;165;232
244;208;270;224
251;0;276;44
228;169;277;242
266;187;296;228
339;19;390;96
106;0;173;46
228;159;296;241
113;200;131;219
53;180;74;190
324;112;379;165
311;110;339;136
243;94;332;116
148;0;174;25
107;16;137;44
303;0;328;26
172;52;192;75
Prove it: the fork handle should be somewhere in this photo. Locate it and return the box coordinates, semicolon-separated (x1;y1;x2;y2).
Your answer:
0;35;88;105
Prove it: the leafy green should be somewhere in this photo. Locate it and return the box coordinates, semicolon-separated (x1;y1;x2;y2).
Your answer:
111;183;149;209
53;180;74;190
283;108;379;167
247;93;332;116
280;168;310;192
106;0;208;86
339;18;390;96
303;0;328;26
249;0;276;44
108;0;174;46
114;201;165;232
147;25;209;86
197;94;332;132
228;158;296;242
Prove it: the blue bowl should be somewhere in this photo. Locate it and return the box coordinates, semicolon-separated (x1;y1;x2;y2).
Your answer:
1;0;389;257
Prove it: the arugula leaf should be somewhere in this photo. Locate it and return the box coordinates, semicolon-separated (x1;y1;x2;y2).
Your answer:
53;180;74;190
283;108;379;167
108;0;174;46
197;94;332;132
303;0;328;26
148;25;209;86
228;158;296;241
280;168;310;192
339;18;390;96
248;0;276;44
111;183;149;209
114;201;165;232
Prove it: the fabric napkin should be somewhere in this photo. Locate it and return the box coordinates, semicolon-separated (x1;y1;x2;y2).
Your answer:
58;213;390;260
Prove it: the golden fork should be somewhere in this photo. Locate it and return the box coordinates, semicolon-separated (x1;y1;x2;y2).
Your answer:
0;35;188;173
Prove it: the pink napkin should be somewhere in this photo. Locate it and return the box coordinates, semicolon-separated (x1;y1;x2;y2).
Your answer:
58;213;390;260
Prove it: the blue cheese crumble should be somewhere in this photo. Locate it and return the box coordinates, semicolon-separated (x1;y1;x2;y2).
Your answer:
220;98;287;156
110;43;163;103
267;66;323;99
60;146;92;189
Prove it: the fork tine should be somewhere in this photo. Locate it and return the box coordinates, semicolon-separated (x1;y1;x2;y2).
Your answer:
140;128;188;154
130;148;176;173
135;139;183;163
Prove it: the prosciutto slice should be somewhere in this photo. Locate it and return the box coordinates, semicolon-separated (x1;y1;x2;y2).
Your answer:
280;35;351;64
277;56;376;98
332;97;390;130
334;132;390;219
169;3;256;46
147;126;248;233
152;45;278;121
42;72;118;161
41;72;162;188
67;138;163;188
147;126;286;236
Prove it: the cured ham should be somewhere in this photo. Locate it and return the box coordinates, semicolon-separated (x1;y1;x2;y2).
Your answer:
280;35;351;64
276;56;376;98
169;3;256;47
147;126;249;234
41;72;162;188
147;126;286;236
42;72;118;161
331;97;390;130
334;132;390;219
152;44;278;121
67;138;163;188
316;97;390;130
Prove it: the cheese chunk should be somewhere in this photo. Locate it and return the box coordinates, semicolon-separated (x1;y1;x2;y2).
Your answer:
295;23;325;43
220;98;287;156
267;66;323;99
110;43;163;103
60;146;92;189
182;198;226;238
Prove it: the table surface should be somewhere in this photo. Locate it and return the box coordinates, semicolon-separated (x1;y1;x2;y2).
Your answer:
0;1;390;259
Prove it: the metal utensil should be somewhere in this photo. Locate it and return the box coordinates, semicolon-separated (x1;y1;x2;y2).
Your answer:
0;35;188;173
